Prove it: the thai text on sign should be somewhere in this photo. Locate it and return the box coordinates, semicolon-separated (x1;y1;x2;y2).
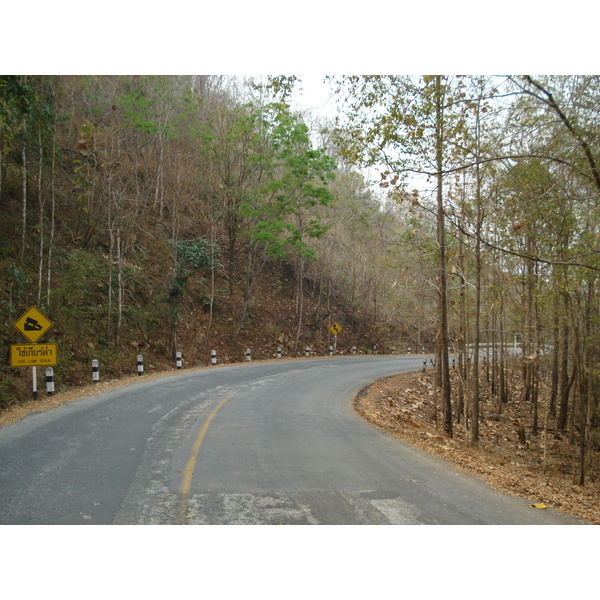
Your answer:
10;344;58;367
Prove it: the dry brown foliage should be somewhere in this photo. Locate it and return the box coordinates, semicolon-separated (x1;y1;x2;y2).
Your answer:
354;367;600;524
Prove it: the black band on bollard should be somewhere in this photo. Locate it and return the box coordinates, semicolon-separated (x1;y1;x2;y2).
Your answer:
46;367;54;396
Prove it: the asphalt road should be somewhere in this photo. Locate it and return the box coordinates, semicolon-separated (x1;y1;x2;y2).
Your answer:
0;356;586;524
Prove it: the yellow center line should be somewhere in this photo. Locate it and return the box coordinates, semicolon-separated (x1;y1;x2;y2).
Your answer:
177;392;234;524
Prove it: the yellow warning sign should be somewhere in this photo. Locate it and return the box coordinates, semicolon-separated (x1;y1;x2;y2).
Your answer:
330;322;342;335
13;306;53;343
10;344;58;367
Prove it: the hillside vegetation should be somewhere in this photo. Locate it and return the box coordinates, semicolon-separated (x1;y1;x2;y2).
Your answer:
0;75;427;406
1;74;600;490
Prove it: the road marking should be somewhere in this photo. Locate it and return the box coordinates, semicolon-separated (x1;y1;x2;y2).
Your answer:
177;392;234;524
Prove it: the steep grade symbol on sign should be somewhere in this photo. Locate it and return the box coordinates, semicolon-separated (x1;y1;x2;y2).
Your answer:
13;306;53;343
24;317;44;331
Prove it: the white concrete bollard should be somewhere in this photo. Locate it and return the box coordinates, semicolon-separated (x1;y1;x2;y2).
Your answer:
46;367;54;396
92;359;99;382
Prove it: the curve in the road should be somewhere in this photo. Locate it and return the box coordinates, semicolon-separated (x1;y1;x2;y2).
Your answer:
0;356;588;525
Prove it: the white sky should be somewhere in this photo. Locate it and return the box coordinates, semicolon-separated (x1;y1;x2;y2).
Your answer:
5;2;596;75
290;76;339;119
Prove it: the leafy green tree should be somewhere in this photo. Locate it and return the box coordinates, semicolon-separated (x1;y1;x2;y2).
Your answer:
197;98;266;296
0;76;29;205
233;102;336;338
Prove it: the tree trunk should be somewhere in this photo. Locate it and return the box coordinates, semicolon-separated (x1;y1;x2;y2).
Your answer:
532;359;539;436
470;103;483;445
294;256;304;355
36;126;45;305
46;123;56;307
498;333;506;413
550;296;559;417
234;241;268;340
116;228;123;347
557;289;573;430
574;333;586;486
456;228;466;424
206;216;217;340
226;203;239;298
20;130;27;263
434;76;452;437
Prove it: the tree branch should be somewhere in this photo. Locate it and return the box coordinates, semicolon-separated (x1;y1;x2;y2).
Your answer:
394;154;596;185
520;76;600;195
447;213;600;273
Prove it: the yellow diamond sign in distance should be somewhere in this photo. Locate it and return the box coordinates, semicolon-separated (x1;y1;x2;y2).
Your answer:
330;322;342;335
13;306;53;343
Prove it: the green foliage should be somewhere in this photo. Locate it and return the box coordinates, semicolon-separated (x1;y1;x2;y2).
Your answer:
0;75;56;182
263;76;299;102
0;377;14;411
4;263;31;315
51;250;110;331
174;238;219;270
115;75;198;145
0;75;35;115
169;239;221;299
117;77;170;137
239;102;336;260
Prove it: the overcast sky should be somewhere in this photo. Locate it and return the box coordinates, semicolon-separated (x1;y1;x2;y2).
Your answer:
6;2;595;75
290;76;339;119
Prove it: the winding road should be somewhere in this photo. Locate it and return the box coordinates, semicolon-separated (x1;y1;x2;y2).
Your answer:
0;356;585;524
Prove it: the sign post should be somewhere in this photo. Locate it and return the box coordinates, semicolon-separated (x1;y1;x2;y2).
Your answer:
329;323;342;355
11;306;55;400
